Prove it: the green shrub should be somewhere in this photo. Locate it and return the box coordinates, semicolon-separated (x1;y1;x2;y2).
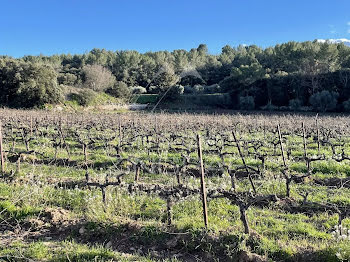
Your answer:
58;73;79;86
0;59;63;108
261;101;278;111
239;96;255;110
184;86;195;94
203;84;221;94
289;98;302;111
131;86;147;94
343;99;350;112
160;85;184;102
309;91;338;112
69;89;96;106
106;81;131;100
183;84;220;94
193;84;205;93
151;70;179;91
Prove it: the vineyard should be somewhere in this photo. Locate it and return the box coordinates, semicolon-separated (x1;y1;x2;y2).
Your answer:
1;109;350;261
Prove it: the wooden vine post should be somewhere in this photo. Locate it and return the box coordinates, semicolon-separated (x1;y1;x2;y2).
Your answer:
315;114;320;154
118;117;123;155
277;124;287;167
135;163;140;182
302;122;309;171
277;124;291;197
83;144;88;164
167;197;173;226
30;115;33;137
196;134;208;229
0;121;4;173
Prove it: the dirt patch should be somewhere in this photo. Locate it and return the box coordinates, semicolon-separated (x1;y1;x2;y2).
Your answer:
239;250;268;262
314;177;350;188
0;207;79;247
55;180;87;189
43;207;74;227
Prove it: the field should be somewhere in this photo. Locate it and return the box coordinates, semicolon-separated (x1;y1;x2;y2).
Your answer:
1;109;350;262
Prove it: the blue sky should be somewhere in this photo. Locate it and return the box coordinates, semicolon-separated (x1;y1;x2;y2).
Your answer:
1;0;350;57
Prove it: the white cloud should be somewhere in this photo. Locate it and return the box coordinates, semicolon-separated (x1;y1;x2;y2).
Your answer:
317;38;350;44
336;38;350;42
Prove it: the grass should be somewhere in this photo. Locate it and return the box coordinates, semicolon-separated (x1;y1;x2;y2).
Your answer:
2;111;350;261
0;240;168;262
135;94;159;104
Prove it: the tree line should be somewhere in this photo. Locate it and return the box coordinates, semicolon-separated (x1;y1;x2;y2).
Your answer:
1;40;350;111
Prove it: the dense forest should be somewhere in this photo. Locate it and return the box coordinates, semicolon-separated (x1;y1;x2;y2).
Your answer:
1;40;350;111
